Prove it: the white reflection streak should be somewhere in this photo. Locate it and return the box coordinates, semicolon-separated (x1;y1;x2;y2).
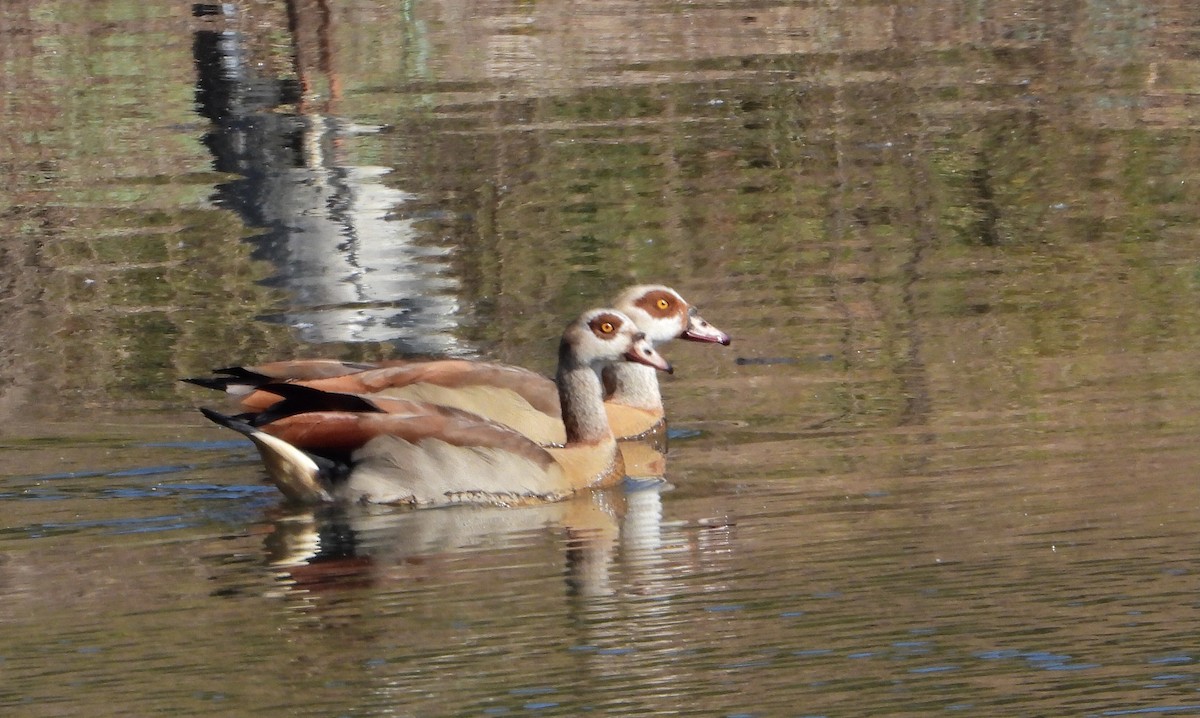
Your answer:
276;114;464;354
565;483;696;702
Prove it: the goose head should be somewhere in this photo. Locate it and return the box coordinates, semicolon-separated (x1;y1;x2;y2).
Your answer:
561;308;673;374
614;285;732;347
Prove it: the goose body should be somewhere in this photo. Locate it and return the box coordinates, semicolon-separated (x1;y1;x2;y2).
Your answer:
188;286;729;446
200;309;673;507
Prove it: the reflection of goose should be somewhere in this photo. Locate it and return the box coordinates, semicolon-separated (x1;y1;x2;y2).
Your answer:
261;484;641;603
188;285;730;446
200;309;672;506
259;481;679;607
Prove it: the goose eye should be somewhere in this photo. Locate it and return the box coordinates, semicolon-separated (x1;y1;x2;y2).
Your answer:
600;321;615;334
656;298;670;310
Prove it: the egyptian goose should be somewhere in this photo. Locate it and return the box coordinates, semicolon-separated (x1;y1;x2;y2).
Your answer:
199;309;673;506
187;286;729;445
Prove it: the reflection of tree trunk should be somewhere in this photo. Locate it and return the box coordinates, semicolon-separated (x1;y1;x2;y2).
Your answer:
896;151;934;431
826;22;933;440
193;2;467;355
0;3;56;422
827;31;855;422
287;0;342;115
889;43;934;438
0;233;42;422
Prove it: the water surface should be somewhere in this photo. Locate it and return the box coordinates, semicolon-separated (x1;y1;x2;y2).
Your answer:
2;0;1200;715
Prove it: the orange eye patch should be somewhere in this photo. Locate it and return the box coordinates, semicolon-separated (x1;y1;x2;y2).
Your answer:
636;291;678;316
589;314;623;337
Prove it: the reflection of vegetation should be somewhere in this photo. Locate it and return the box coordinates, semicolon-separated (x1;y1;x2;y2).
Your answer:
5;0;1200;464
0;1;306;418
361;2;1200;471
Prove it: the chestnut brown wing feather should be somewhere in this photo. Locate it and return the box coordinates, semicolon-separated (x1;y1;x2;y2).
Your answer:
260;408;556;472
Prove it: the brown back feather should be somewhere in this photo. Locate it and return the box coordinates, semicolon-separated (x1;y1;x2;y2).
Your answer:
245;360;562;416
248;359;380;380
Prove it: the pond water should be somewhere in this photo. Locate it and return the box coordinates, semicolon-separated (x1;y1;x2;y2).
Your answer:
3;0;1200;715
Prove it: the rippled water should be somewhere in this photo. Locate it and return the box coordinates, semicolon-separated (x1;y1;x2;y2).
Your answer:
3;0;1200;715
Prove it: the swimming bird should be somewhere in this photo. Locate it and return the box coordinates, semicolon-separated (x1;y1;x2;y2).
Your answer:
200;309;673;506
186;285;729;445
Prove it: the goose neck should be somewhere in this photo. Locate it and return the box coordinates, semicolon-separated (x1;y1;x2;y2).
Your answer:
602;363;663;411
556;347;613;445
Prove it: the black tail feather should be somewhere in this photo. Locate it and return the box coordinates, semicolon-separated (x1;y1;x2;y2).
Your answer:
199;407;255;436
181;367;274;392
181;376;239;391
250;383;386;425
